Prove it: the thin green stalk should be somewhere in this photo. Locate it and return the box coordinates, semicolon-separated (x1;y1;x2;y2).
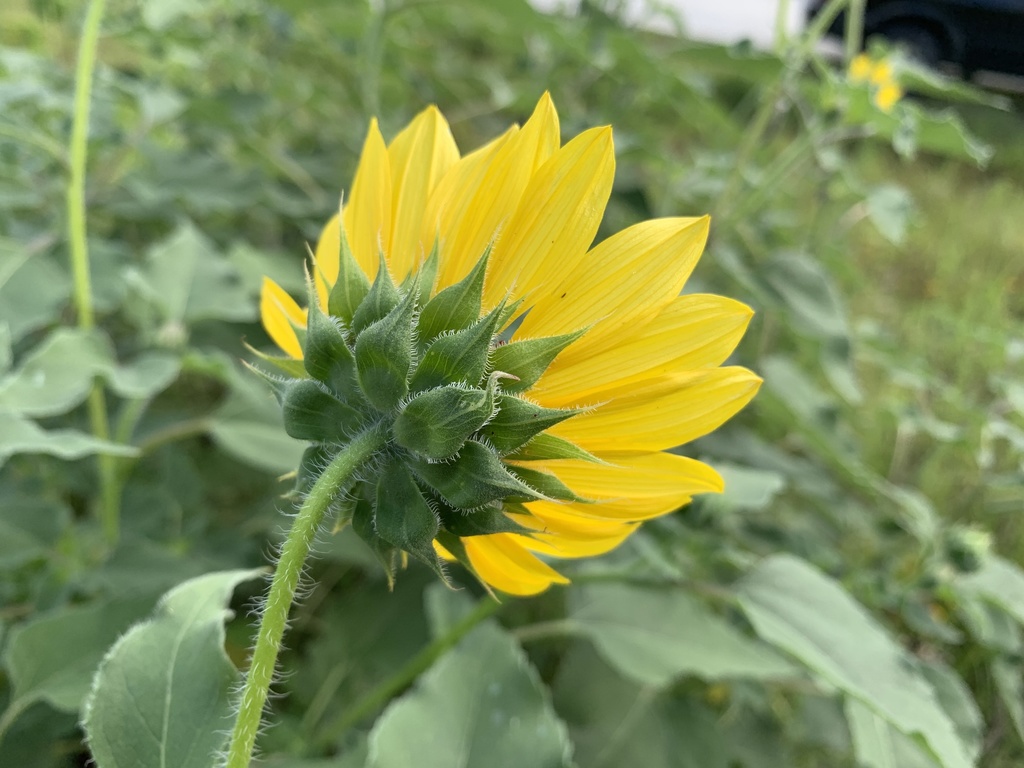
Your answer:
224;425;387;768
715;0;850;219
68;0;119;546
313;594;501;748
845;0;866;62
774;0;792;53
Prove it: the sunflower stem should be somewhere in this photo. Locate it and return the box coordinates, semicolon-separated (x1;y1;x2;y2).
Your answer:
224;424;388;768
68;0;119;546
312;594;501;749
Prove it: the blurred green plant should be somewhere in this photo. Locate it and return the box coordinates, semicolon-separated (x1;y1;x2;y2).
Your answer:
0;0;1022;766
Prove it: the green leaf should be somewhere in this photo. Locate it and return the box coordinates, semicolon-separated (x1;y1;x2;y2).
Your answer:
737;555;972;768
845;698;941;768
0;410;138;467
553;643;729;768
0;328;179;418
0;496;69;569
143;221;254;324
367;621;572;768
83;569;263;768
505;433;601;463
760;250;849;341
0;247;70;344
209;362;305;473
568;582;796;688
0;593;160;734
866;184;915;246
957;555;1024;626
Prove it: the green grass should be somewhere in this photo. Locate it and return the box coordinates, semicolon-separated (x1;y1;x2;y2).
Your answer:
840;119;1024;549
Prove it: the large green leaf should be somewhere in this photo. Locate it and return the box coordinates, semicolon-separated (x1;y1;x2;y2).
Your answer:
0;327;179;417
209;363;304;473
367;621;572;768
553;643;729;768
83;569;263;768
845;698;940;768
568;582;797;687
0;245;70;344
142;221;254;325
0;594;160;744
0;496;69;569
958;556;1024;626
0;410;138;467
737;555;972;768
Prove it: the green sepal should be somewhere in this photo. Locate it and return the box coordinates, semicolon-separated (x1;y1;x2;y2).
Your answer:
409;299;506;392
393;383;496;460
412;238;440;298
375;458;447;582
411;440;541;510
244;342;307;379
350;254;399;337
506;432;603;463
351;492;399;587
304;284;362;403
506;465;590;503
243;361;290;404
327;217;371;325
354;280;418;412
479;395;578;455
417;245;490;342
281;378;362;442
438;501;532;537
489;329;585;392
296;443;333;496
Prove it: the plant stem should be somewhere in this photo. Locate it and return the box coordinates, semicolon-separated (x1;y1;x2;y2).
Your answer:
224;425;387;768
313;594;501;748
68;0;119;545
715;0;850;220
845;0;866;62
774;0;792;53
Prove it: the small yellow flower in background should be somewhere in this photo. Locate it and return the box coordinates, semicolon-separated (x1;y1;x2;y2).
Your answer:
874;81;904;113
260;94;760;595
847;52;903;113
849;53;874;83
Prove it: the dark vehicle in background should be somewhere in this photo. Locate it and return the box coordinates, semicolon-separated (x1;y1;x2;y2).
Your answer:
809;0;1024;77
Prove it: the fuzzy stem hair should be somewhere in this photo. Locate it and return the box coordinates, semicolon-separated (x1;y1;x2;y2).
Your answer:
224;424;387;768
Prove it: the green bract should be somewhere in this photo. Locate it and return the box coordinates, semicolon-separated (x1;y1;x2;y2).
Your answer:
266;245;591;583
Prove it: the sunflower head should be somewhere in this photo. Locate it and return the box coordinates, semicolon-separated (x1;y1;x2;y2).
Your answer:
258;94;761;595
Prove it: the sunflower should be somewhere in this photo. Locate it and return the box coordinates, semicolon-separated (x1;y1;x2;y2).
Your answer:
258;93;760;595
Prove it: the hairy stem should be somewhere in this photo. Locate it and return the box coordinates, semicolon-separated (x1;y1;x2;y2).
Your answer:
68;0;119;545
224;425;387;768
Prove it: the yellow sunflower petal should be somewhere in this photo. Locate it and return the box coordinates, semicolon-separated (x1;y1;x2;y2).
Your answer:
433;539;456;561
387;106;459;282
508;506;638;558
515;217;709;353
533;294;753;406
484;125;614;309
342;119;391;280
551;367;762;452
522;451;723;513
423;126;516;290
432;95;561;290
464;534;568;595
312;212;341;309
260;277;306;359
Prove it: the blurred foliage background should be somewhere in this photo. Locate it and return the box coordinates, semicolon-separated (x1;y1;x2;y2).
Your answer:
1;0;1023;766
